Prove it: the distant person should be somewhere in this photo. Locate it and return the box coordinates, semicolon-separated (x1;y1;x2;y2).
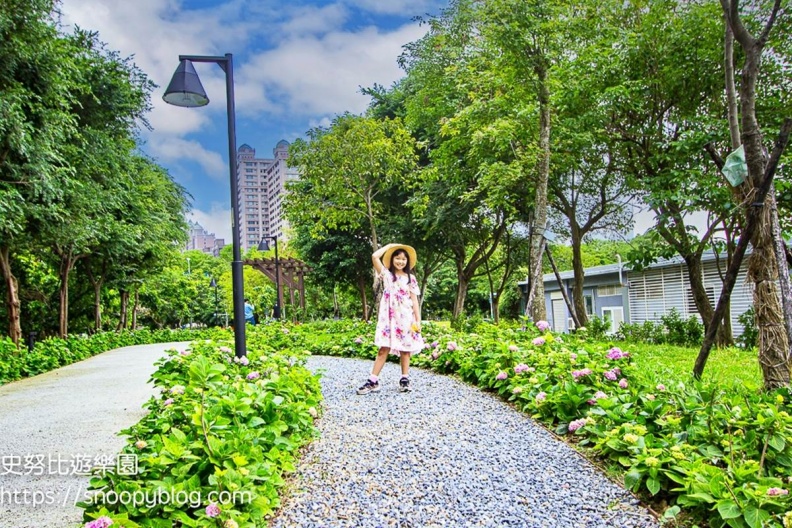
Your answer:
357;243;423;394
244;298;255;325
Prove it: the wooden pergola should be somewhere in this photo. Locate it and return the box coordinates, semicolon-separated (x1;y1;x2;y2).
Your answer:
243;258;312;315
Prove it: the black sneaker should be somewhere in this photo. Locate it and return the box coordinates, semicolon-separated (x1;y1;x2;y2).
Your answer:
399;377;411;392
356;379;380;395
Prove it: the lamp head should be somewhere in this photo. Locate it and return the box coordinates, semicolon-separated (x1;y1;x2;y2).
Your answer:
163;59;209;107
209;278;217;288
257;239;270;252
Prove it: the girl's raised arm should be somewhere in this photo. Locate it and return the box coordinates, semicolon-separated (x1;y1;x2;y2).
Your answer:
372;244;392;274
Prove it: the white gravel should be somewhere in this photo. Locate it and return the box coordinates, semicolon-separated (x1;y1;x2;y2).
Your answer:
0;342;188;528
270;356;660;528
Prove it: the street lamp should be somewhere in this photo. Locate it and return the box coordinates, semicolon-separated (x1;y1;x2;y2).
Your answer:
257;236;281;319
209;277;219;326
163;53;246;357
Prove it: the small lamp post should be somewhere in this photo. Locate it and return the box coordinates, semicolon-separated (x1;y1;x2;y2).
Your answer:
163;53;246;356
209;277;219;326
257;236;281;319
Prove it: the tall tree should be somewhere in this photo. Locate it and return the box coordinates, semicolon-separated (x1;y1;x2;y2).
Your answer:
695;0;792;387
0;0;78;344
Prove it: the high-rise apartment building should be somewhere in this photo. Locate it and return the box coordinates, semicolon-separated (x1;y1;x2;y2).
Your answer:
236;140;299;251
186;221;225;256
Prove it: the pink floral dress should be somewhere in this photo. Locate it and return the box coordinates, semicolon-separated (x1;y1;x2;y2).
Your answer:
374;269;424;354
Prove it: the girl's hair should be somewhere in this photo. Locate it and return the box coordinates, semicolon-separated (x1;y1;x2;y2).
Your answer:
388;249;414;281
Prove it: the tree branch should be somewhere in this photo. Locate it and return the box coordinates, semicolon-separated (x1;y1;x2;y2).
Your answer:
704;142;726;171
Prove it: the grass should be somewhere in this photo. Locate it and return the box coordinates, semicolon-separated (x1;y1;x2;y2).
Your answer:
603;341;763;392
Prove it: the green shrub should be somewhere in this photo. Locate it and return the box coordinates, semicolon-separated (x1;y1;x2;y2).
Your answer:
738;307;758;350
80;327;322;527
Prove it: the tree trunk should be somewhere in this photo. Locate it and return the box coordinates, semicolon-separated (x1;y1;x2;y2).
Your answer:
117;290;128;331
530;66;550;322
684;255;731;347
453;276;469;319
58;256;76;338
131;290;139;330
357;276;369;322
749;196;790;389
570;225;587;327
770;191;792;361
93;281;103;333
0;247;21;346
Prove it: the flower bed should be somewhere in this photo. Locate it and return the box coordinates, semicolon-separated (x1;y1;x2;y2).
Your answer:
79;326;322;528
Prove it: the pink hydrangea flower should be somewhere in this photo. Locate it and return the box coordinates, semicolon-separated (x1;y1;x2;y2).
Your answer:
572;368;593;380
532;337;546;346
170;385;185;395
619;378;629;389
646;394;656;401
512;387;523;394
247;371;260;380
508;345;519;352
447;341;458;351
604;369;620;381
536;320;551;332
85;518;113;528
163;398;174;406
767;487;788;496
219;346;232;354
656;384;666;391
587;398;597;405
496;371;508;380
535;392;547;401
354;337;363;344
206;503;221;518
594;391;607;400
606;347;630;360
431;351;439;360
135;440;147;449
513;363;532;374
569;353;577;361
568;418;587;432
431;341;439;348
179;350;191;356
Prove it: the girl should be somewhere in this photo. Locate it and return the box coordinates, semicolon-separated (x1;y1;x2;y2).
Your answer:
357;243;424;394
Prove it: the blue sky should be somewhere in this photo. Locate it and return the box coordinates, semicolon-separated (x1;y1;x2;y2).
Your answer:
59;0;447;242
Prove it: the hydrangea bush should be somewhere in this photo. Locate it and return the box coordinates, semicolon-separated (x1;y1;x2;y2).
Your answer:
80;326;322;528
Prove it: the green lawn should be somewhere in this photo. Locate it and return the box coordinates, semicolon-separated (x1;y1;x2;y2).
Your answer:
608;341;763;392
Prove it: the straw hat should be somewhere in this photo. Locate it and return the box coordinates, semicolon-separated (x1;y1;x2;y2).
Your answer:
382;244;417;268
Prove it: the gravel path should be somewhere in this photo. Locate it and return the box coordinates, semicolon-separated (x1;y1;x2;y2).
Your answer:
0;342;188;528
270;356;660;528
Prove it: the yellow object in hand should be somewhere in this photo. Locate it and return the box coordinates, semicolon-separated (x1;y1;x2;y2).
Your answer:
411;322;421;333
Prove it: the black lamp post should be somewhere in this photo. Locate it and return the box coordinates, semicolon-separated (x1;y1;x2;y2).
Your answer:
257;236;281;319
163;53;246;357
209;277;219;326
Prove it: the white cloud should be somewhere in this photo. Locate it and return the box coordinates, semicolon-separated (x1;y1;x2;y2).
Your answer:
236;23;426;116
308;116;333;129
343;0;441;16
148;138;227;180
188;204;233;242
278;4;349;37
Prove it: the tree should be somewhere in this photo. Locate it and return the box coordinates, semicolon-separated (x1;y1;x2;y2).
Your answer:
0;0;78;344
695;0;792;388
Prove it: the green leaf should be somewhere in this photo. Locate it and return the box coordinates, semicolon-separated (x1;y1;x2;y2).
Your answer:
716;500;741;520
646;477;661;496
624;469;642;490
743;506;770;528
768;433;786;452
